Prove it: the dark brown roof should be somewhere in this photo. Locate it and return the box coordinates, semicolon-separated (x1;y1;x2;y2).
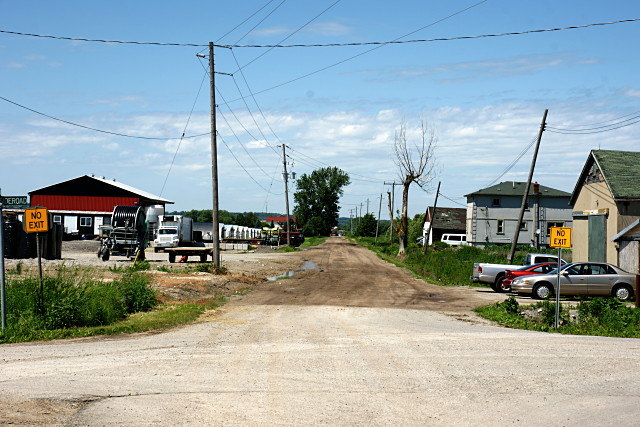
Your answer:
427;207;466;230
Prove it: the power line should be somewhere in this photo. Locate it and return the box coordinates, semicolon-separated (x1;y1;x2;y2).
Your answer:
218;133;284;195
231;0;288;45
2;17;638;49
547;112;640;134
232;0;343;73
484;133;538;187
159;70;209;196
215;0;277;44
438;192;467;207
0;95;211;140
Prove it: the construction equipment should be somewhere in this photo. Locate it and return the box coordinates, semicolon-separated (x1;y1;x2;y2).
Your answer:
98;206;147;261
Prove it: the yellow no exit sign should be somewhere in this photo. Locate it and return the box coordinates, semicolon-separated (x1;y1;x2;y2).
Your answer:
24;207;49;233
550;227;572;248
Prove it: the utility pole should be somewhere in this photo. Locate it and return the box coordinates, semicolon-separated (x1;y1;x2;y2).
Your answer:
384;181;398;243
366;198;370;215
422;181;441;254
207;42;220;267
375;193;382;242
198;43;232;267
281;144;291;246
508;109;548;264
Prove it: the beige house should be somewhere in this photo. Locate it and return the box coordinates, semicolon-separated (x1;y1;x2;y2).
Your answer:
569;150;640;268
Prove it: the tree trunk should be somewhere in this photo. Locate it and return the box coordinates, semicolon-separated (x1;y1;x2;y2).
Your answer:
396;179;411;258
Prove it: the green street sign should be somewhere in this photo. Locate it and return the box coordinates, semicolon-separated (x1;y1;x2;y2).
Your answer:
0;196;29;209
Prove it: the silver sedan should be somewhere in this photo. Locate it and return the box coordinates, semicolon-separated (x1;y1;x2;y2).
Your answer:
510;262;637;301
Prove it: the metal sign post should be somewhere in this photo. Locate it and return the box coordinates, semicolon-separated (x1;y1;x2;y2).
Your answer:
0;194;6;330
549;227;572;328
555;247;562;328
24;207;49;315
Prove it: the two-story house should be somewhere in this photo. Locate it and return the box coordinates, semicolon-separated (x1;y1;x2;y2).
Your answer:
465;181;572;247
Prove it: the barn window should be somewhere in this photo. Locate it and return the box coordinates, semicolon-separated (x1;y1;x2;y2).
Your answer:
80;217;92;227
53;215;62;224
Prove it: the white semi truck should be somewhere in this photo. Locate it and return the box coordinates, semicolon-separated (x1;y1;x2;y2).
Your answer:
153;215;194;251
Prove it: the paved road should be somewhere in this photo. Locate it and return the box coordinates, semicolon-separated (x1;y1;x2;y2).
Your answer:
1;239;639;425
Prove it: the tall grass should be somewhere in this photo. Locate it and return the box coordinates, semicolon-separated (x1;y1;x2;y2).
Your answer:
0;268;157;343
354;237;570;287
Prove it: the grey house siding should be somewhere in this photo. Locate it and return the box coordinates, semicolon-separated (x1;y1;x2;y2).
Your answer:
467;193;573;247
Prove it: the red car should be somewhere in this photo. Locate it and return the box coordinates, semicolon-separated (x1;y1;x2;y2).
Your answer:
498;262;564;292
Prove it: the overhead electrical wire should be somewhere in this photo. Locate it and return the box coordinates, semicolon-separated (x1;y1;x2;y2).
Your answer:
484;133;538;188
2;18;637;49
218;133;284;195
0;95;210;140
232;0;343;73
547;112;640;134
159;70;209;196
215;0;277;44
230;0;288;45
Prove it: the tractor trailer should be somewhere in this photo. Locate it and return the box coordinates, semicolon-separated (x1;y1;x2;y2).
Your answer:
153;215;194;251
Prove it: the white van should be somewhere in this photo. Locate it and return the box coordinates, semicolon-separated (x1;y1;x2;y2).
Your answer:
440;233;468;246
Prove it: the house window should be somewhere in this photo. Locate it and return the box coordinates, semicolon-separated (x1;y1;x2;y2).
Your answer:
497;220;504;234
53;215;62;224
492;198;501;206
520;221;527;231
80;217;92;227
546;222;564;236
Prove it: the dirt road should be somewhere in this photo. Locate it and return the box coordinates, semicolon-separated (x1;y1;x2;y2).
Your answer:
1;238;639;425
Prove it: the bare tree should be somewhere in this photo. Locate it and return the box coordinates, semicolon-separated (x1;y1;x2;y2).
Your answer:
388;121;438;257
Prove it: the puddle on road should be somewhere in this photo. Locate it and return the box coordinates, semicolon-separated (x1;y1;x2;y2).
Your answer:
267;260;319;281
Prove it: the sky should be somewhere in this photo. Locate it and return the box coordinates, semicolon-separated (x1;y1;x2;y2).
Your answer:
1;0;640;219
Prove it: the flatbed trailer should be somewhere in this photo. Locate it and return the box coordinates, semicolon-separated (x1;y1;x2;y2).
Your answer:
162;247;212;263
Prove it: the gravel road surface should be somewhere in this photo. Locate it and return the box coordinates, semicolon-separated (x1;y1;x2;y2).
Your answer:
1;238;639;425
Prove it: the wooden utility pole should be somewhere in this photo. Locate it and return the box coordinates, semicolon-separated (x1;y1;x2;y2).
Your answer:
422;181;441;254
375;193;382;242
281;144;291;246
206;42;220;267
508;109;548;264
384;181;398;243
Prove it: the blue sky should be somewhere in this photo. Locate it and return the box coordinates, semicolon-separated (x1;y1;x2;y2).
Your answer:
1;0;639;218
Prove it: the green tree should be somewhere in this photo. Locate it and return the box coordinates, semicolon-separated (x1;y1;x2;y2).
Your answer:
293;167;351;236
355;213;378;237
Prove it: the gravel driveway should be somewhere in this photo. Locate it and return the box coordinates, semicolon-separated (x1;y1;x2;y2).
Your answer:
1;238;639;425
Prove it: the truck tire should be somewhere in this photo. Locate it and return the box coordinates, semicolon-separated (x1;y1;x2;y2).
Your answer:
168;252;176;263
495;275;509;293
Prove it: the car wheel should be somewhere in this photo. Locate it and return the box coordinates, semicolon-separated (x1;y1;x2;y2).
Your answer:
495;275;510;293
533;283;553;300
612;285;634;301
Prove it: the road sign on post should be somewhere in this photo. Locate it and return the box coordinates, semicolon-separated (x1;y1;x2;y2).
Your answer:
549;227;571;249
550;227;571;328
24;207;49;233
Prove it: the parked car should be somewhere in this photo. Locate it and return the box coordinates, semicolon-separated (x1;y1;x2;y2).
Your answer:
471;253;567;292
499;262;563;292
510;262;637;301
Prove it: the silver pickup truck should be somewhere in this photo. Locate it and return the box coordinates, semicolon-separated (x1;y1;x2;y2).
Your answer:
471;253;566;292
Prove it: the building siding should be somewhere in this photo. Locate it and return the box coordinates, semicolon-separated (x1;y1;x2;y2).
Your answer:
31;195;140;212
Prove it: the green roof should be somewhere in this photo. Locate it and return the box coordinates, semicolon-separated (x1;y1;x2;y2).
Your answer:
593;150;640;200
465;181;571;198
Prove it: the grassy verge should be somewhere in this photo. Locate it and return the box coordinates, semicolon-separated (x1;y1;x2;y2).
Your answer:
352;236;566;288
476;296;640;337
0;265;227;344
300;236;328;247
